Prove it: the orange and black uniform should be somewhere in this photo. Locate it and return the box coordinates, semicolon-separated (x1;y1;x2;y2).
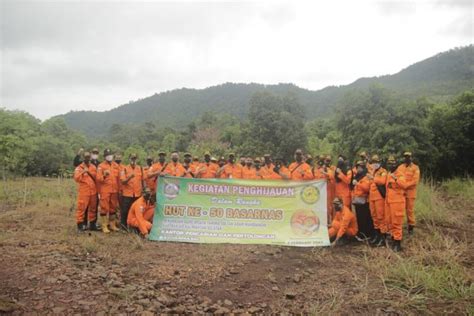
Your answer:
97;161;120;216
288;162;313;180
385;169;410;241
369;167;388;234
219;163;243;179
119;164;144;228
196;161;218;178
351;171;374;239
396;163;420;227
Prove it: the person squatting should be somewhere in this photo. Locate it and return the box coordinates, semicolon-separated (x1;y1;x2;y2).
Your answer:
73;148;420;252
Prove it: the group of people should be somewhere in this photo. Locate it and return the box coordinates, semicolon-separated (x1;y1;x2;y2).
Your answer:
73;147;420;251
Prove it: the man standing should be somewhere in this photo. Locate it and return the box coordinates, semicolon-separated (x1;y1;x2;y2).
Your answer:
119;153;144;229
367;154;388;246
163;151;186;177
386;155;409;252
396;151;420;235
143;156;155;191
334;155;352;207
147;151;168;192
73;152;97;232
183;152;197;178
196;151;218;178
241;158;259;179
288;149;313;180
216;153;242;179
97;149;120;233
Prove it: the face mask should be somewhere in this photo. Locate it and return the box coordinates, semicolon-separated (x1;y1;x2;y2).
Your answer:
334;204;342;211
219;162;225;167
91;154;98;160
84;158;91;164
246;162;252;167
229;158;235;163
130;159;137;165
172;157;178;163
404;157;412;164
295;155;302;162
184;158;191;163
204;157;210;163
115;160;121;164
144;193;151;202
372;163;380;170
146;159;153;166
255;163;260;169
264;158;271;165
388;164;397;172
159;157;166;163
105;155;113;162
307;159;313;165
357;167;364;174
318;161;324;166
324;161;331;166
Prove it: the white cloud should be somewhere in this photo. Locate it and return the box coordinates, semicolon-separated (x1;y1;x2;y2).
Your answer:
0;0;472;119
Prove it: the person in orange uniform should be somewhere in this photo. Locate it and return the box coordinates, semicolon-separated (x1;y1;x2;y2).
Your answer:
216;153;242;179
312;155;334;222
324;155;336;221
351;160;374;240
396;151;420;235
288;149;313;180
143;156;155;191
196;152;218;178
163;151;186;177
385;155;410;252
74;152;98;232
334;155;352;207
329;198;358;246
241;158;260;179
127;188;155;238
114;153;124;226
97;149;120;233
259;155;289;180
147;151;168;192
183;153;197;178
119;153;144;229
367;154;388;246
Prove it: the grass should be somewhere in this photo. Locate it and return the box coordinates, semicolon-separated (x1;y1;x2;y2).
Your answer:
441;177;474;201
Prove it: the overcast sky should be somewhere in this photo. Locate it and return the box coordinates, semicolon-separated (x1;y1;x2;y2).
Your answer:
0;0;472;120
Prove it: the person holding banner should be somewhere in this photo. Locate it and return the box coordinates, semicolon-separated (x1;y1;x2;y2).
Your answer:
259;155;289;180
329;198;358;246
183;152;197;178
288;149;313;180
127;188;155;238
216;153;242;179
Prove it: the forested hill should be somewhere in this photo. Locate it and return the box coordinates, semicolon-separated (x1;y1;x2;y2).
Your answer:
58;45;473;136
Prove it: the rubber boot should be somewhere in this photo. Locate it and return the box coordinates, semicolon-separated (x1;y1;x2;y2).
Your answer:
101;215;110;234
408;225;414;236
374;232;386;247
369;230;380;245
109;214;119;232
89;220;99;231
392;240;402;252
77;223;86;233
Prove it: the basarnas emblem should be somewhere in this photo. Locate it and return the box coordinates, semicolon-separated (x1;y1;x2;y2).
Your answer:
164;181;180;199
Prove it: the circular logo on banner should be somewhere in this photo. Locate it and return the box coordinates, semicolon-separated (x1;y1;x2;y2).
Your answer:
300;185;320;204
164;181;180;199
290;209;320;236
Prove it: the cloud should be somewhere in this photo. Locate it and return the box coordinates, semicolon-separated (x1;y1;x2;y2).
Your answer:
1;0;472;120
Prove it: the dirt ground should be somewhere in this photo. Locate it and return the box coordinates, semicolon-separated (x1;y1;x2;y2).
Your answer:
0;179;472;315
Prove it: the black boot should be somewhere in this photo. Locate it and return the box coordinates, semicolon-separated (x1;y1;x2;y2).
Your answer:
408;225;414;236
392;240;402;252
374;233;386;247
89;220;99;231
369;230;380;245
77;223;86;232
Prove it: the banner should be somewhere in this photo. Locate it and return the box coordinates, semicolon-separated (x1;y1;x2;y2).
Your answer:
149;176;329;247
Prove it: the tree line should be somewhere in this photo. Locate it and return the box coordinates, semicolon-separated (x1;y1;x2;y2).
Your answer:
1;86;472;179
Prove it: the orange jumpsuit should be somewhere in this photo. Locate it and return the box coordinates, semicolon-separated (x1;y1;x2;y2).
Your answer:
329;206;358;239
369;168;388;233
335;170;352;208
313;166;335;220
242;166;260;179
396;163;420;226
220;163;243;179
197;162;218;178
164;162;186;177
97;161;120;216
259;164;289;180
73;162;98;224
288;162;313;180
385;170;409;241
127;197;155;235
